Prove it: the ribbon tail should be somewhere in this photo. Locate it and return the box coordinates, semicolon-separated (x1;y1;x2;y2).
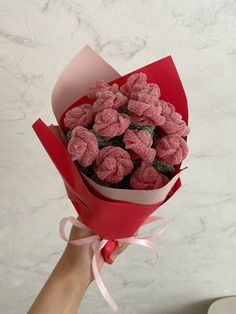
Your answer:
119;238;160;260
59;216;100;245
141;215;169;239
143;215;167;225
92;240;118;312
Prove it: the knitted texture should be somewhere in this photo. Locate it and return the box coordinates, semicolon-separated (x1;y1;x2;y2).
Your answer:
130;162;169;190
93;109;130;139
161;110;190;137
87;80;119;99
123;129;156;163
92;90;127;113
64;103;94;129
156;134;188;165
67;126;99;167
94;146;133;184
128;100;165;126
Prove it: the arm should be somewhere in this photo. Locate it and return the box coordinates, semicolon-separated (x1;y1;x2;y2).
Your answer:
28;224;126;314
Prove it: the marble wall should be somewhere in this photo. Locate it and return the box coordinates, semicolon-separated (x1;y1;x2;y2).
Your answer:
0;0;236;313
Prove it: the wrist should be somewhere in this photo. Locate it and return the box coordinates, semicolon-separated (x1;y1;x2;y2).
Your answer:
60;246;93;286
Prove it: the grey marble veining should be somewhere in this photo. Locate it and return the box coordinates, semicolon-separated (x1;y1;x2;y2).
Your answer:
0;0;236;313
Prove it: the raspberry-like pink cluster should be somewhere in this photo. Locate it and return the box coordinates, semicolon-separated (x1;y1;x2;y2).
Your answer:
64;73;189;189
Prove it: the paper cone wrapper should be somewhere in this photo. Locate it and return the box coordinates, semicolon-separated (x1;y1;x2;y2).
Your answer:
33;45;189;262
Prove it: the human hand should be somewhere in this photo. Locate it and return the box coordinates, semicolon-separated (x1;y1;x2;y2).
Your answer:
62;221;129;285
28;219;129;314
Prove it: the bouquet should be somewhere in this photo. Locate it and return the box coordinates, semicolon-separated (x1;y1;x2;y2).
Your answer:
33;45;189;311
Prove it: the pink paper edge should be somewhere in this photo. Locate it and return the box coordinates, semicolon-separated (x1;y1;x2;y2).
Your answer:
51;45;121;123
82;168;186;205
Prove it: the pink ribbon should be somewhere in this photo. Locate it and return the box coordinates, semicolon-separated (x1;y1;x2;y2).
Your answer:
59;215;168;312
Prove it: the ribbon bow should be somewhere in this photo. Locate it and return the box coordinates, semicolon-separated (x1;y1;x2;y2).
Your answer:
60;215;168;312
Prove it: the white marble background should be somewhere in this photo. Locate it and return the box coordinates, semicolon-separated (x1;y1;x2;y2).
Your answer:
0;0;236;313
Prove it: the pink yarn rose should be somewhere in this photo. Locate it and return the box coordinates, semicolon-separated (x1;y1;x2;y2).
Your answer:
160;110;190;137
94;146;133;184
155;134;188;165
87;80;119;99
130;162;169;190
67;126;98;167
123;129;156;163
120;72;160;101
64;104;94;129
135;93;159;107
158;100;176;116
130;83;161;101
120;72;147;97
93;109;130;139
92;90;127;113
128;100;165;126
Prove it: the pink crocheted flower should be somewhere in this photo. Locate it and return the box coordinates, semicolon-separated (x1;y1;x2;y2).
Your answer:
93;109;130;139
64;104;94;129
130;83;161;101
130;162;169;190
92;90;127;113
155;135;188;165
120;72;147;97
135;93;158;107
67;126;98;167
158;100;176;116
123;129;156;163
94;146;133;184
128;100;165;126
87;80;119;99
160;110;190;137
